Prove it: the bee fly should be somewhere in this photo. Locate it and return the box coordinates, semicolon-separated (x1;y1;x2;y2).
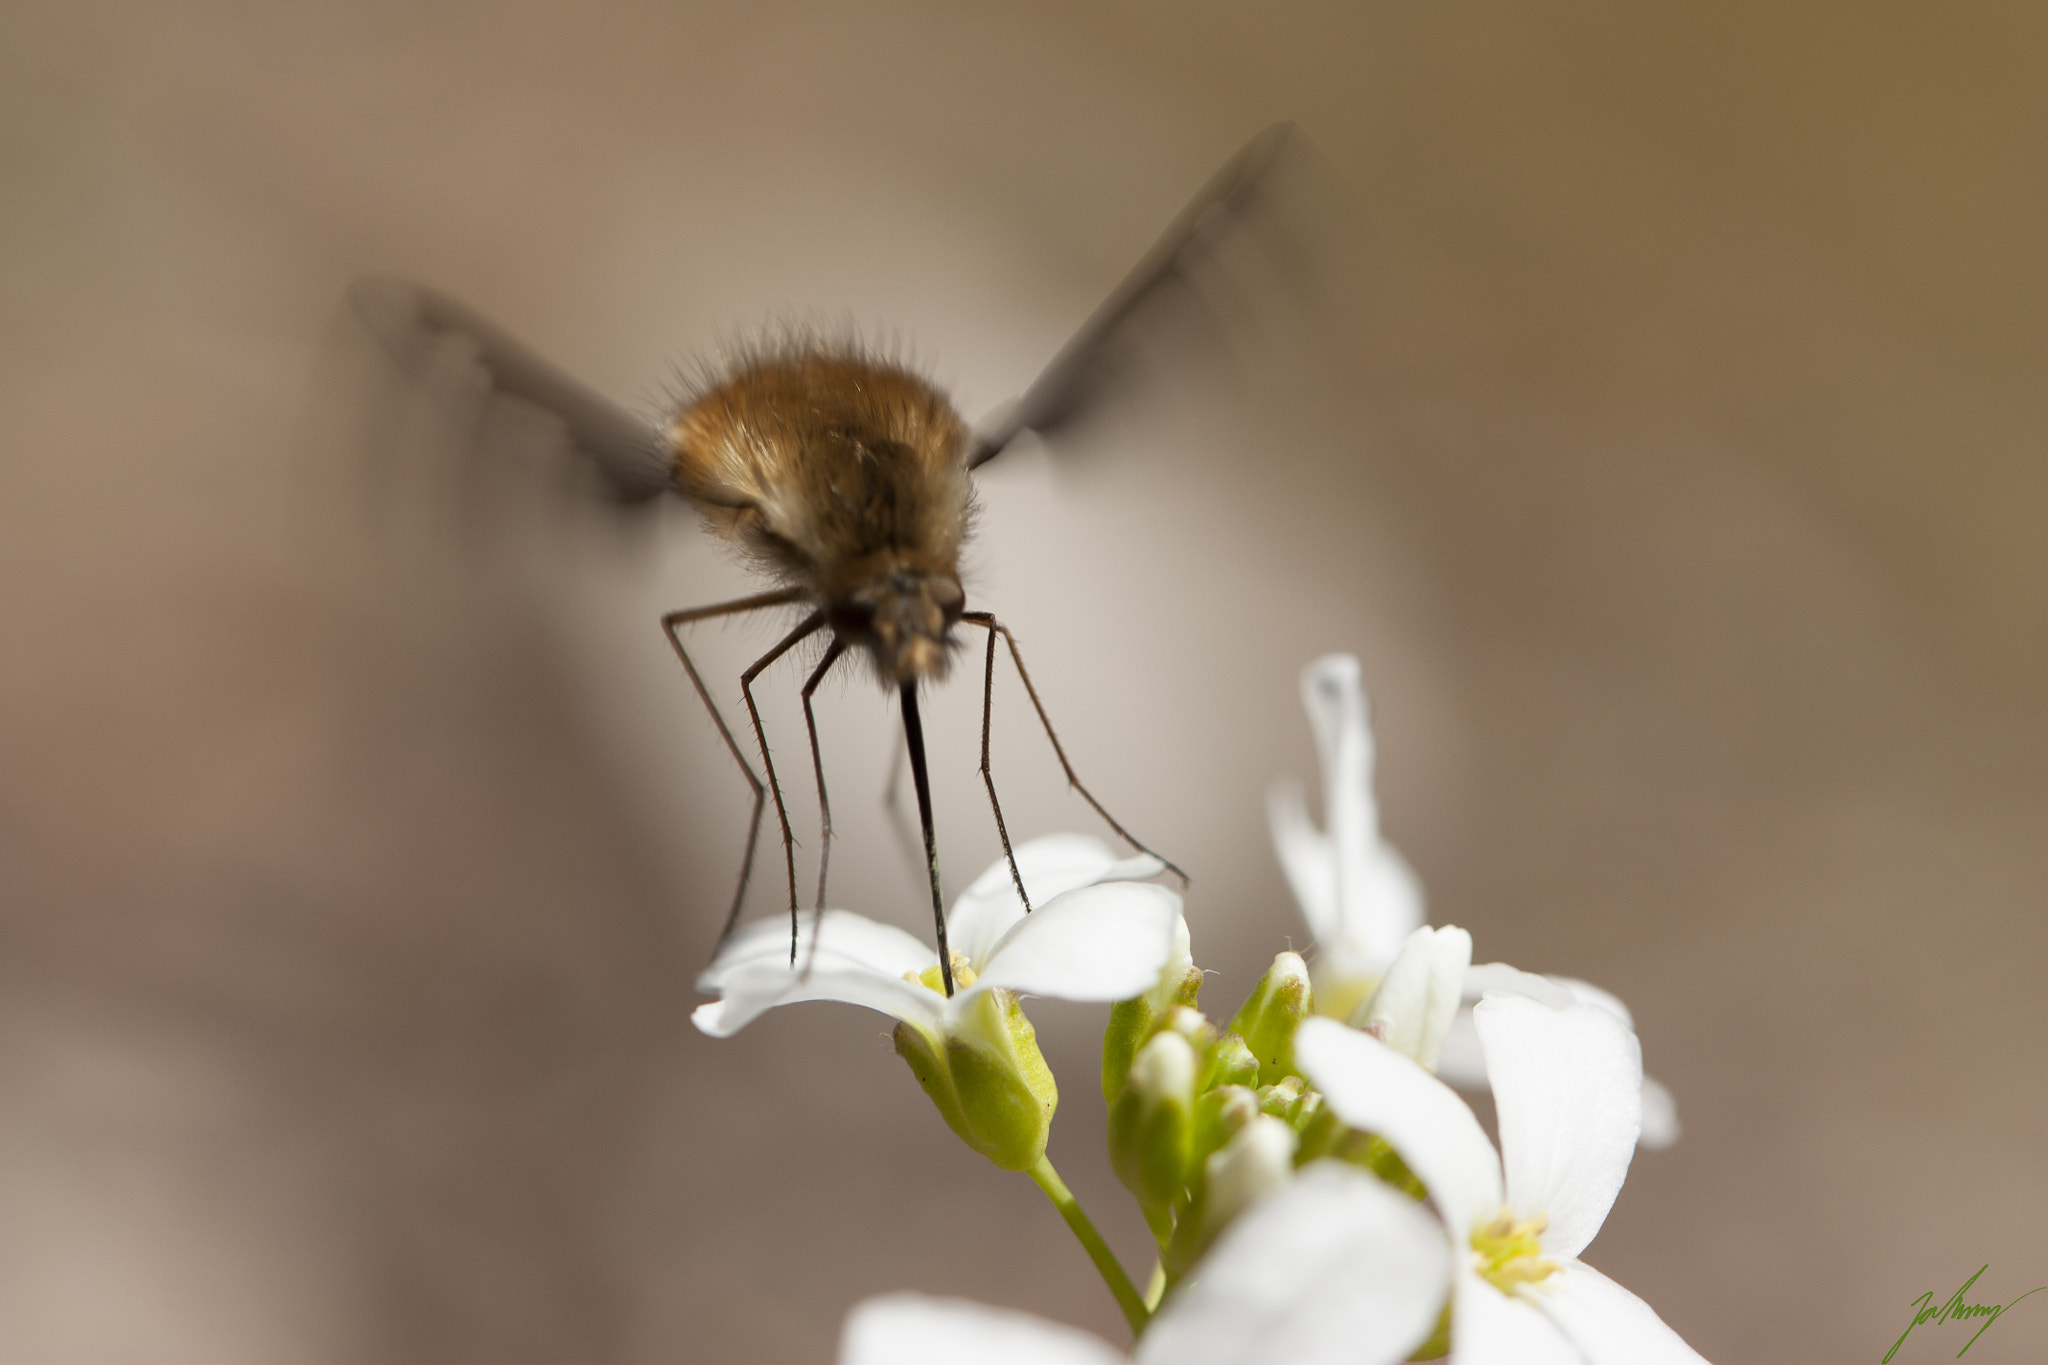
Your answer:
349;124;1298;995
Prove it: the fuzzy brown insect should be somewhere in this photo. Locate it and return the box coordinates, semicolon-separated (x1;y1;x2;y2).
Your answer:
667;346;975;690
349;125;1298;994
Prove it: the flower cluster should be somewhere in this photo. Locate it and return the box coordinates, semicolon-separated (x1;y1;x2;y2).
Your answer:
693;654;1707;1363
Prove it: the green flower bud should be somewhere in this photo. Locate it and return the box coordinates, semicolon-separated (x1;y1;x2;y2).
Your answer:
1161;1004;1217;1053
1190;1082;1259;1174
1256;1075;1316;1127
893;987;1057;1173
1201;1032;1260;1093
1293;1097;1348;1164
1165;1113;1298;1276
1226;951;1313;1087
1292;1102;1427;1199
1107;1030;1199;1210
1205;1113;1299;1227
1102;997;1151;1105
1102;916;1201;1103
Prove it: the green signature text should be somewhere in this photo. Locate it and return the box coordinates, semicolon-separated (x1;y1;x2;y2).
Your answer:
1883;1265;2043;1362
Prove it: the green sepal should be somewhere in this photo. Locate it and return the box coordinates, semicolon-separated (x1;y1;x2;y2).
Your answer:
1408;1301;1453;1361
1201;1033;1260;1093
1226;951;1313;1087
1256;1075;1322;1130
1107;1031;1198;1210
1163;1114;1297;1279
1293;1104;1428;1200
892;987;1056;1173
1103;996;1153;1105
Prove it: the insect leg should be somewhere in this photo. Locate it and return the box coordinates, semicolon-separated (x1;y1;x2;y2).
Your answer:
660;587;806;955
799;636;850;913
979;616;1188;886
899;683;954;997
740;612;830;962
958;613;1031;914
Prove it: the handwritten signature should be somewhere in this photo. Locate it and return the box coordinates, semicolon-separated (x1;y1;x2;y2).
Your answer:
1883;1265;2043;1361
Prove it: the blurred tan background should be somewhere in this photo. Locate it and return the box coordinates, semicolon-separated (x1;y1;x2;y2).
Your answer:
1;3;2041;1362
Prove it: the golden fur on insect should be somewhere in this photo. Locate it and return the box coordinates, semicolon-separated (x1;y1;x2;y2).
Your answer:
664;334;979;686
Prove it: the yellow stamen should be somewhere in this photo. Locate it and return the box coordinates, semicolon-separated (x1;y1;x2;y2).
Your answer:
910;954;977;993
1471;1211;1560;1293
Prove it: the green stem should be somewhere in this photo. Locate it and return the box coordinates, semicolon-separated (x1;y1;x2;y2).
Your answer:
1139;1200;1175;1250
1142;1259;1168;1311
1027;1155;1149;1336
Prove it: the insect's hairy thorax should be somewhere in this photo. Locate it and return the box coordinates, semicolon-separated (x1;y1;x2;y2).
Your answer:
665;343;976;682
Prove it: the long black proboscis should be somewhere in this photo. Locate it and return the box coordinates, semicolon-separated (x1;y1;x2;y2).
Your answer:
900;682;954;997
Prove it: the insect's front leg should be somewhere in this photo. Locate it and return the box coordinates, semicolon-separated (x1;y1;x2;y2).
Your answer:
966;613;1189;887
799;637;850;917
738;612;829;960
959;612;1031;914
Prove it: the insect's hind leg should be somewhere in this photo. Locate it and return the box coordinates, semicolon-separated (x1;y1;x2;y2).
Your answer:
799;636;850;914
660;587;807;957
961;612;1189;887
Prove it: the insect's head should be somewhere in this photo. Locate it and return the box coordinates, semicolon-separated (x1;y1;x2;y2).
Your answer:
830;558;966;684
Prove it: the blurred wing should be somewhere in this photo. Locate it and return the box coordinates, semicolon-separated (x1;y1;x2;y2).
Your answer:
347;276;672;503
968;122;1308;470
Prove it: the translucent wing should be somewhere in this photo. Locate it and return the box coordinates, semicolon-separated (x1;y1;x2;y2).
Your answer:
347;276;672;504
968;122;1310;469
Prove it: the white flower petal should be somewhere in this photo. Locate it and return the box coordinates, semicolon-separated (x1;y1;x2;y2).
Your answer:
699;910;934;991
1267;777;1340;944
1294;1017;1502;1237
1552;976;1635;1029
839;1293;1123;1365
1464;962;1576;1010
1639;1075;1681;1150
1446;975;1680;1150
1475;995;1641;1260
1306;656;1426;961
1346;844;1428;974
1434;1007;1488;1089
948;833;1163;968
1300;657;1375;881
692;960;944;1038
1453;1266;1583;1365
969;882;1180;1003
1535;1261;1710;1364
1552;978;1680;1151
1201;1115;1298;1236
1136;1162;1450;1365
1357;924;1472;1071
1273;656;1426;977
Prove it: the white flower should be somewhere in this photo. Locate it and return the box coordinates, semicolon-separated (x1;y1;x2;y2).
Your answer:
1435;966;1683;1148
693;833;1181;1040
1356;923;1472;1072
1270;653;1679;1147
1296;1003;1709;1364
1267;653;1425;987
839;1162;1451;1365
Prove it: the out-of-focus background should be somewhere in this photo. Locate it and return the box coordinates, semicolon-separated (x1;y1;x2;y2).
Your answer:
2;3;2041;1362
